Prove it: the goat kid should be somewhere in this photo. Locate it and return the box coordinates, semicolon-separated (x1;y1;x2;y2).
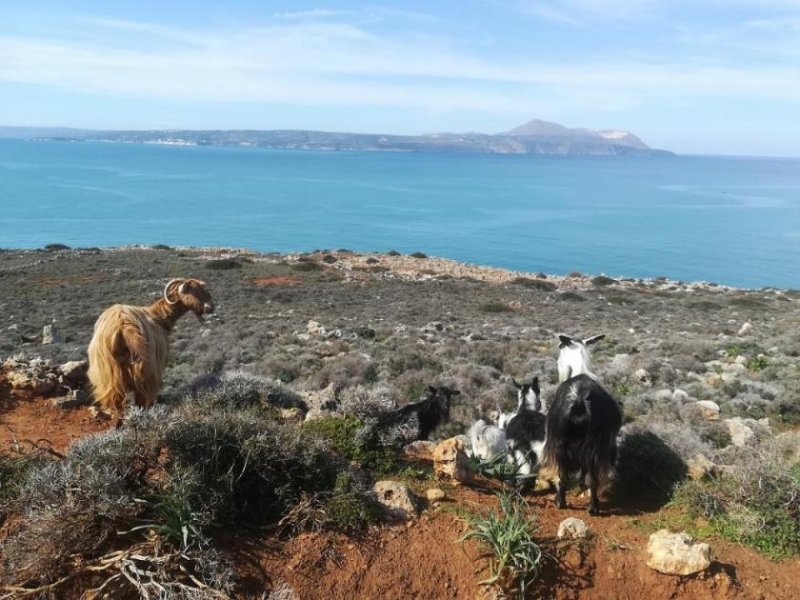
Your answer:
87;278;214;423
505;377;547;489
544;334;623;515
380;385;460;441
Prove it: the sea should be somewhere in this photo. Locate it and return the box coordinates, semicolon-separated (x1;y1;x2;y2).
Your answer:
1;138;798;289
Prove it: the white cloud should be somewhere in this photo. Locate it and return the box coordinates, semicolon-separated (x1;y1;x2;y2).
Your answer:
1;15;799;120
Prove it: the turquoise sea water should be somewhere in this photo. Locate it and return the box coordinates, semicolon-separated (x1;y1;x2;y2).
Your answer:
1;139;798;289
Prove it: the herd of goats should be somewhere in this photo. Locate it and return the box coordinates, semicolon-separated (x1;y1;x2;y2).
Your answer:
85;277;623;515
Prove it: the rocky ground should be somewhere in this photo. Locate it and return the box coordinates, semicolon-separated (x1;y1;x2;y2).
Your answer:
0;246;799;599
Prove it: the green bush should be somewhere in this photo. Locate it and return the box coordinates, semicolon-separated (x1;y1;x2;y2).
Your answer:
460;490;543;599
511;277;557;292
205;258;242;270
673;450;800;559
302;416;401;474
481;302;512;313
410;251;428;259
42;243;70;251
321;471;383;534
591;275;617;287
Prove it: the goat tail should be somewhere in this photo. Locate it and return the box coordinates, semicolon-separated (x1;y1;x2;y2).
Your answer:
87;314;129;414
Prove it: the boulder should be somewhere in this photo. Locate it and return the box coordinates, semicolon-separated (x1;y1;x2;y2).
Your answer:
433;437;473;483
557;517;589;540
3;356;59;394
725;417;755;447
646;530;712;576
738;321;753;336
672;389;690;403
372;481;419;520
403;440;436;461
686;454;715;481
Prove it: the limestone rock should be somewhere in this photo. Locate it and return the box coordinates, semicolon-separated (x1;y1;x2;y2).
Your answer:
433;437;473;483
694;400;720;421
59;360;88;386
302;383;338;420
646;530;712;575
403;440;436;461
557;517;589;540
634;368;652;386
372;481;419;520
3;356;59;394
42;323;61;344
725;417;755;447
279;407;305;424
51;389;91;410
687;454;715;481
738;321;753;336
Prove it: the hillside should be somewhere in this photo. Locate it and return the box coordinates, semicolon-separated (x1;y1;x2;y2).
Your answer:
1;246;798;599
0;119;670;156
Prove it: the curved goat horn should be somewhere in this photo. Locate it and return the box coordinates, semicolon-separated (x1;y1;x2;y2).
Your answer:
163;278;183;305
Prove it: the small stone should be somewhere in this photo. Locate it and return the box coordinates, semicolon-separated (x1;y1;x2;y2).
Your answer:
646;530;712;576
738;321;753;336
425;488;446;502
372;481;419;521
42;323;61;344
51;389;90;409
672;389;690;403
557;517;589;540
634;368;652;386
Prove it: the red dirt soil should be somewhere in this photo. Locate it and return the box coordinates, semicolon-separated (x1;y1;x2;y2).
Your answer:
1;372;797;599
0;372;111;455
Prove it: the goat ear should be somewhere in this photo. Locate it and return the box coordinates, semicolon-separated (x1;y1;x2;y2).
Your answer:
531;376;540;395
450;389;461;397
428;385;438;395
583;334;605;346
558;334;574;347
511;378;522;389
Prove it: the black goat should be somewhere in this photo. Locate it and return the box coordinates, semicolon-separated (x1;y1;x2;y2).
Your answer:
380;385;460;441
543;373;623;515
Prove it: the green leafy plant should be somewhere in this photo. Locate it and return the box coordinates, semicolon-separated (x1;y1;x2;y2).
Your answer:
460;490;543;599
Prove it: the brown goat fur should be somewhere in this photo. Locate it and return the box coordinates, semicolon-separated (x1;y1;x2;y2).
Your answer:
87;278;214;421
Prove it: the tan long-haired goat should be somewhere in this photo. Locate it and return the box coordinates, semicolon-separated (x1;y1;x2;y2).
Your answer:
87;278;214;422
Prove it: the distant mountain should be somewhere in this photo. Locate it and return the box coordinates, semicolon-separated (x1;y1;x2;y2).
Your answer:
0;120;670;156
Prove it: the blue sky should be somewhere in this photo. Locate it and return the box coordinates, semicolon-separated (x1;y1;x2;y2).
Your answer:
2;1;800;155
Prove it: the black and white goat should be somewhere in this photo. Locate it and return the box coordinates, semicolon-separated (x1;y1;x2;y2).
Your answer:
543;334;623;515
380;385;460;441
504;377;547;488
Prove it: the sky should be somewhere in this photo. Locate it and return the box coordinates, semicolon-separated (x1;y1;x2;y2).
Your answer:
1;1;800;156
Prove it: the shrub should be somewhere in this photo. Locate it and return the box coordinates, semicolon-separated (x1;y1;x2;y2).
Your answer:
302;415;402;474
460;490;543;599
591;275;617;287
674;447;800;559
151;243;173;250
511;277;556;292
165;412;345;524
188;370;306;411
481;302;512;313
410;251;428;259
321;254;338;264
205;258;242;270
614;426;688;504
338;383;398;420
559;291;586;302
42;243;70;251
321;471;383;534
292;261;323;272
